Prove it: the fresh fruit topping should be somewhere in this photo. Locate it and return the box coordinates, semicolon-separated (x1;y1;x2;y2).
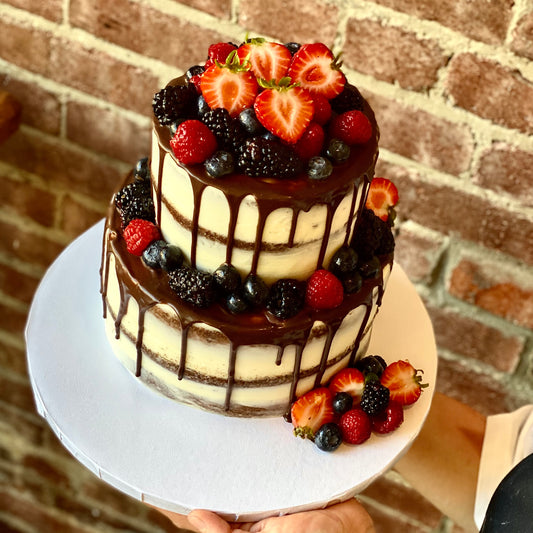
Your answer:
205;150;235;178
351;208;395;260
314;422;343;452
133;157;150;181
358;256;382;279
372;400;404;434
242;273;269;307
200;52;259;117
152;84;197;125
305;269;344;310
159;244;184;272
339;408;372;445
341;270;363;294
380;360;428;406
142;239;167;268
330;83;365;114
311;93;332;125
325;138;350;163
291;387;335;439
225;292;249;315
168;266;218;308
205;42;238;69
329;110;372;145
266;278;306;319
287;43;345;99
237;38;292;83
329;367;365;399
213;262;242;293
114;179;155;229
254;78;314;143
360;377;390;416
238;107;264;135
307;156;333;180
237;136;303;179
355;355;387;378
365;178;399;222
329;245;358;278
332;392;354;415
201;108;246;153
293;122;325;160
170;120;218;164
123;219;161;256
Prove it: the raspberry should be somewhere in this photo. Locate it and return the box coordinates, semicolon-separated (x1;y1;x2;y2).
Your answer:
305;269;344;310
170;120;218;164
123;219;161;256
293;122;325;160
329;110;372;145
339;408;371;445
371;400;404;434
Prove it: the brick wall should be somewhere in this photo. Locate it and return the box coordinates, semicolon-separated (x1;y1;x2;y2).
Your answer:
1;0;532;532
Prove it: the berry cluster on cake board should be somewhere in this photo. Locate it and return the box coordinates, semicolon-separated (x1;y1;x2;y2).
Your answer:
100;38;400;418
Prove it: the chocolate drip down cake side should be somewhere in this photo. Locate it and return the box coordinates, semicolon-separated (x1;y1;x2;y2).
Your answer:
100;39;398;417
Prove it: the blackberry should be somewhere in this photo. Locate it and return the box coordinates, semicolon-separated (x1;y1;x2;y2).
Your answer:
201;108;246;153
314;422;343;452
115;180;155;228
330;83;365;114
375;218;396;255
266;279;306;319
168;266;218;308
351;208;383;260
152;84;197;126
238;137;303;179
355;355;387;378
360;379;390;416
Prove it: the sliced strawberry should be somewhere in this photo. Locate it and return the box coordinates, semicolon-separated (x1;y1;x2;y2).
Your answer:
287;43;345;99
380;360;428;406
365;177;399;222
237;39;292;83
291;387;335;439
329;367;365;400
200;52;259;117
254;79;314;143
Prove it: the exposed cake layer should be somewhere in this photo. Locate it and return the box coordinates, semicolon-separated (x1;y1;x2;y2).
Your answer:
150;78;379;284
100;200;393;417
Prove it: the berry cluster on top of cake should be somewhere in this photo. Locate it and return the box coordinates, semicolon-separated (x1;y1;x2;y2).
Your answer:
100;38;399;417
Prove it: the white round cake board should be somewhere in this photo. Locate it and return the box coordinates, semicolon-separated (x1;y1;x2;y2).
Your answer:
25;220;437;522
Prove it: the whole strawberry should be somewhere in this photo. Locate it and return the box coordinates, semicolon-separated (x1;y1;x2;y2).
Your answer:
306;269;344;309
123;219;161;256
339;408;372;445
329;110;372;145
170;120;218;164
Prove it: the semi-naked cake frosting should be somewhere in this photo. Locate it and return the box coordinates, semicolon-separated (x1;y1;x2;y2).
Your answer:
100;39;397;417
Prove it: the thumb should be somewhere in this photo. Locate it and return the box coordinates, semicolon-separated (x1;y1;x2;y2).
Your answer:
188;510;233;533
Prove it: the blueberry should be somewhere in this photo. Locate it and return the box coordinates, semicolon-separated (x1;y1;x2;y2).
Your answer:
333;392;353;415
242;273;269;307
213;263;241;293
355;355;387;378
142;239;166;268
341;270;363;294
314;422;343;452
134;157;150;181
160;244;184;272
238;107;264;135
186;64;205;80
197;95;210;117
205;151;234;178
329;245;358;276
308;156;333;180
284;42;301;55
326;138;350;163
226;292;249;314
358;256;381;279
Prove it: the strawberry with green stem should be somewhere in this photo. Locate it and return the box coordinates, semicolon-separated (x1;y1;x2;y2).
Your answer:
237;37;292;83
380;360;428;406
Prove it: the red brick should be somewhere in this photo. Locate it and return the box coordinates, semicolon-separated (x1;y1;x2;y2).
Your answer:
475;143;533;207
2;0;63;22
449;258;533;330
436;358;514;416
368;93;474;176
0;174;56;227
511;11;533;61
66;101;151;164
69;0;230;70
445;53;533;135
0;302;27;338
368;0;514;45
238;0;339;45
0;518;26;533
0;219;64;270
0;74;61;135
59;195;106;239
22;455;72;489
377;161;533;266
363;475;443;528
0;373;36;413
344;19;446;91
0;129;122;203
426;303;524;372
0;20;53;75
177;0;232;19
0;263;41;305
394;225;445;283
0;339;27;376
0;403;45;446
